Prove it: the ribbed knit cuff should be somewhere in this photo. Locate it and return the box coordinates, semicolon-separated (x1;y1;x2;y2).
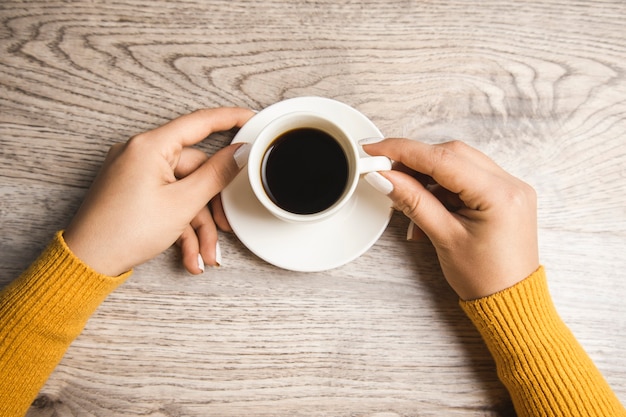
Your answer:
5;231;132;337
0;231;131;416
460;266;626;417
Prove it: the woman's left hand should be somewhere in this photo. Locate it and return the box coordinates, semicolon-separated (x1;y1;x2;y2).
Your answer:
64;107;255;276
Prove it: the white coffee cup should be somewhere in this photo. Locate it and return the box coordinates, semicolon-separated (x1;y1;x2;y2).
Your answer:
247;111;391;223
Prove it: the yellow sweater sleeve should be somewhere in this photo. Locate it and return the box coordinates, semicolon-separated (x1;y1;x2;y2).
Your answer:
2;243;625;417
0;231;131;417
460;266;626;417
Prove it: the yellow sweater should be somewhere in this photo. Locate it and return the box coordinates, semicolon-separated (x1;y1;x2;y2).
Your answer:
0;232;624;416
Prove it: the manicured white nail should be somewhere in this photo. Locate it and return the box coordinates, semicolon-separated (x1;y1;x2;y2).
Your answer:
233;143;251;169
364;172;394;195
215;241;222;267
358;137;385;146
407;221;416;241
197;253;205;273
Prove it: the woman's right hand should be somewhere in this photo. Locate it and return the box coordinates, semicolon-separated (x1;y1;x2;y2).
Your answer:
362;139;539;300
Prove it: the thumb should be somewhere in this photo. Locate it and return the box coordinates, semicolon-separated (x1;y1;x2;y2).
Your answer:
373;170;461;243
172;143;247;214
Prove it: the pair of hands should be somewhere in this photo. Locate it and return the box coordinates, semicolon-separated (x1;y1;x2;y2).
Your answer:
64;107;539;300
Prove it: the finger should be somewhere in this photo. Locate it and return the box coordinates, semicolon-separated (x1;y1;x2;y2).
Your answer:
177;225;204;275
392;161;434;187
363;139;501;209
175;148;208;179
406;220;428;242
379;170;463;244
171;143;245;216
210;194;232;232
191;207;221;267
429;184;466;212
147;108;255;148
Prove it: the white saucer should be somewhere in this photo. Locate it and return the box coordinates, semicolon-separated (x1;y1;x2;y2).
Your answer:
221;97;393;272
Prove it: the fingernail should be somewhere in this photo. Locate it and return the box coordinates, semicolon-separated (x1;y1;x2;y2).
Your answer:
214;241;222;267
197;253;205;273
233;143;251;169
358;137;385;146
364;172;394;195
407;221;416;241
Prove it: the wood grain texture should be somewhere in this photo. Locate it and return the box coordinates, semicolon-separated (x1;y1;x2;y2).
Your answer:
1;0;625;415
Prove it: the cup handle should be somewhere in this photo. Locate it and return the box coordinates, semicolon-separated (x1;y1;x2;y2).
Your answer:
358;155;392;174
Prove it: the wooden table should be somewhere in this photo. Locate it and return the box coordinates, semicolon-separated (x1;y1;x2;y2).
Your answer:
1;1;625;415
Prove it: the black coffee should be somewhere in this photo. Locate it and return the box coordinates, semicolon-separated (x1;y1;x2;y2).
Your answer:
261;128;349;215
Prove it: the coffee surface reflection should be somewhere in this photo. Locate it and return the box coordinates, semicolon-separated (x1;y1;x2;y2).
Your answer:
260;128;349;215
